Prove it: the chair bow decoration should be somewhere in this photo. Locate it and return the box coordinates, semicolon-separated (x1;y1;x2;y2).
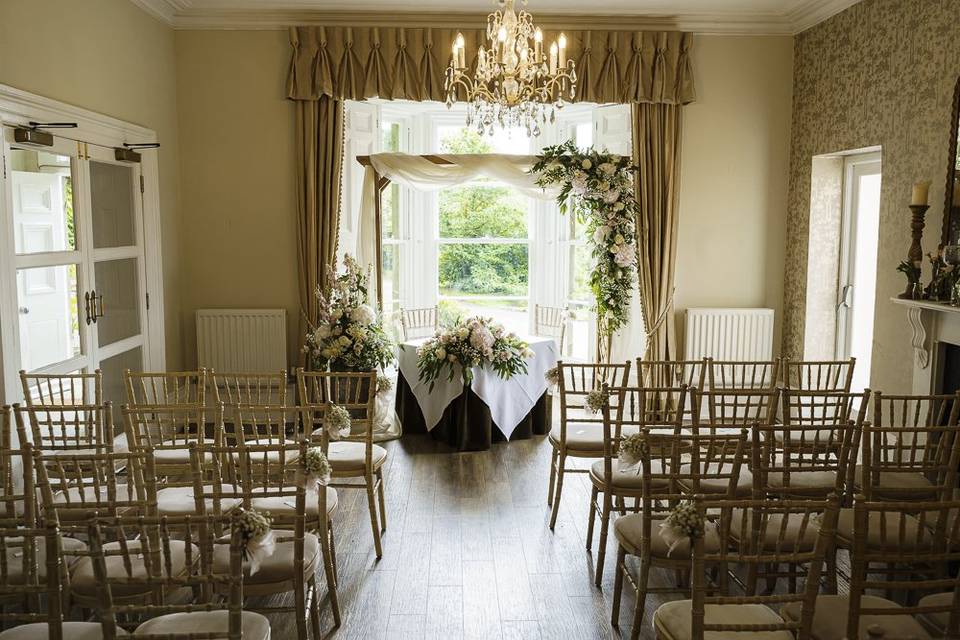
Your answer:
304;447;332;488
658;501;704;557
237;509;276;576
325;405;352;440
617;433;648;473
544;365;560;388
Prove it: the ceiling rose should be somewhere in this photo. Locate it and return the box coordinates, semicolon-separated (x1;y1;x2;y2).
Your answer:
444;0;577;136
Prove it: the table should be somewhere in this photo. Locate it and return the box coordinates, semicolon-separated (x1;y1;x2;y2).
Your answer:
395;336;557;451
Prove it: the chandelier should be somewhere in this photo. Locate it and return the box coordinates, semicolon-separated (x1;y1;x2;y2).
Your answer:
444;0;577;136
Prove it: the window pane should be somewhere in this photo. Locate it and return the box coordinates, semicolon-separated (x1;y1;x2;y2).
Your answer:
440;185;528;238
16;265;81;370
383;183;400;239
90;161;136;248
436;126;528;154
382;121;400;152
569;243;593;302
439;243;528;297
382;244;400;307
10;149;75;254
94;258;140;347
575;122;593;150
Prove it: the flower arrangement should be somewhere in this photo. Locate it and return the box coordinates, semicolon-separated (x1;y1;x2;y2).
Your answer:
236;508;275;575
585;388;609;413
617;433;649;473
544;365;560;387
325;405;351;440
417;316;533;389
304;254;395;372
659;501;705;557
304;447;332;488
533;141;639;338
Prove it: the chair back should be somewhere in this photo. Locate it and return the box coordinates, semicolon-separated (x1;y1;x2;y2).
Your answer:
781;357;855;392
871;391;960;430
0;522;66;632
232;404;304;448
15;402;114;457
298;369;377;469
779;389;867;428
846;497;960;640
124;405;219;475
707;359;779;391
0;419;38;525
635;359;706;422
688;494;841;640
534;305;568;352
125;370;207;406
400;306;438;340
617;385;690;433
19;369;102;406
88;514;244;640
554;361;631;449
698;388;779;429
211;370;288;408
860;422;960;501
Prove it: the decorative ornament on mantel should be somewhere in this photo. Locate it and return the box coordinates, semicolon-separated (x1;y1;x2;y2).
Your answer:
444;0;577;136
898;180;931;300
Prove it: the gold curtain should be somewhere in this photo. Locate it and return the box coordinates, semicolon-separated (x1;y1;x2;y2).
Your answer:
633;103;682;362
287;26;695;105
294;96;344;360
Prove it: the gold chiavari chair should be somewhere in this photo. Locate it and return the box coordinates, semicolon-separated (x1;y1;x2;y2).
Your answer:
211;370;288;408
125;369;207;406
534;304;568;354
860;391;960;500
124;404;222;484
19;369;102;407
699;387;779;431
610;428;749;636
194;440;338;637
399;306;438;340
298;368;386;559
14;402;116;460
707;359;780;391
635;358;707;422
0;522;102;640
88;514;270;640
589;385;689;587
781;497;960;640
652;494;841;640
778;389;867;447
780;357;856;392
547;361;632;531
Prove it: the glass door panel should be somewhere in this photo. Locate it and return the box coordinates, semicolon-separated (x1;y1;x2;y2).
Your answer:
15;265;82;371
98;346;142;426
93;258;141;347
10;148;76;254
89;160;136;248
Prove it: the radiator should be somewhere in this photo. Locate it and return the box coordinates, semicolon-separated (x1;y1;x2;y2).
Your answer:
684;308;774;361
196;309;287;373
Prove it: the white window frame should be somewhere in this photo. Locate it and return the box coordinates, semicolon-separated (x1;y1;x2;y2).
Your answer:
0;84;165;404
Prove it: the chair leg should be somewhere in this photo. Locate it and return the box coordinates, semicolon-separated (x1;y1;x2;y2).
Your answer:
594;492;612;588
294;567;309;640
586;485;599;550
376;468;387;533
548;453;567;530
309;574;324;639
611;545;627;627
547;446;559;507
367;479;383;559
328;520;339;586
320;525;341;629
631;554;652;640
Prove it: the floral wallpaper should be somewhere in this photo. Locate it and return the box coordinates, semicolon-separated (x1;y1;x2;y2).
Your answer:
785;0;960;393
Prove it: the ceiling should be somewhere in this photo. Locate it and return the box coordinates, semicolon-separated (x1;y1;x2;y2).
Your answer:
130;0;862;34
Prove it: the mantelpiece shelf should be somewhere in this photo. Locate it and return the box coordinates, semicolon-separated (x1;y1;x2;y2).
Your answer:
890;297;960;314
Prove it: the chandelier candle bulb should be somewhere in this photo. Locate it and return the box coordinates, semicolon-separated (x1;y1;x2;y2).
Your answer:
550;42;558;75
455;32;466;69
558;33;567;67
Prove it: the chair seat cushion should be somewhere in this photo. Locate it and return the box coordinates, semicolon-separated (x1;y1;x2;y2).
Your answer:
589;460;669;491
549;424;640;452
653;600;793;639
134;610;270;640
70;539;198;599
328;441;387;472
854;465;937;499
916;591;956;635
154;439;217;465
677;463;753;495
1;536;86;582
0;622;126;639
614;513;722;559
729;509;820;551
835;509;931;550
780;594;931;640
212;529;319;585
766;470;838;493
250;487;338;517
156;485;242;516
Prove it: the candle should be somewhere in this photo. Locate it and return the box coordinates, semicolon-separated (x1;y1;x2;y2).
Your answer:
534;28;543;59
911;180;931;206
549;42;558;75
498;26;508;64
558;33;567;68
455;32;465;69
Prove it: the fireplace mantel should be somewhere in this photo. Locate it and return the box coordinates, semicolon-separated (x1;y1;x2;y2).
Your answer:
890;298;960;393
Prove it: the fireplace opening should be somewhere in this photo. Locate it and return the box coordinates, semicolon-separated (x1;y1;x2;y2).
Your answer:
937;343;960;396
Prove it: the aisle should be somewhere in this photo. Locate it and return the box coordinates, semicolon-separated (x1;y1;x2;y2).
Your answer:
264;433;676;640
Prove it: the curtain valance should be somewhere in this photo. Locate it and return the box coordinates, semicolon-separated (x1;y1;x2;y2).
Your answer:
287;26;695;105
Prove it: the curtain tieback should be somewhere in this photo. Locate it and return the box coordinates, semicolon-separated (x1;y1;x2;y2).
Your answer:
644;289;675;339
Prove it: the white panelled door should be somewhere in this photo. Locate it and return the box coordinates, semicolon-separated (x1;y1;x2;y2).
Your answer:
340;101;378;262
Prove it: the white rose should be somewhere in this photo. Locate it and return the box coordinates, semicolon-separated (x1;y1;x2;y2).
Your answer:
314;325;331;340
603;189;620;204
599;162;616;176
581;159;592;170
350;304;376;325
593;225;612;243
436;347;446;360
330;308;343;320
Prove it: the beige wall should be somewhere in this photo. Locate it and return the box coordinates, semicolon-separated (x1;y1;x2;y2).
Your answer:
174;30;299;368
0;0;183;369
675;35;794;354
784;0;960;394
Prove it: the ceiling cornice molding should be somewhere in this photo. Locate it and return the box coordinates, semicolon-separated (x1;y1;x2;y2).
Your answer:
128;0;862;35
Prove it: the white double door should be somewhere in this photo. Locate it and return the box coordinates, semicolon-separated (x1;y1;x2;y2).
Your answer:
3;128;150;405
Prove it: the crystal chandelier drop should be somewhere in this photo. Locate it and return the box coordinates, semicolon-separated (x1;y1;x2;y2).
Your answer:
444;0;577;137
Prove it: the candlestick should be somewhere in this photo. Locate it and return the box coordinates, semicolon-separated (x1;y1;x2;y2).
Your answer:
911;180;931;206
558;33;567;68
901;203;930;299
549;42;558;75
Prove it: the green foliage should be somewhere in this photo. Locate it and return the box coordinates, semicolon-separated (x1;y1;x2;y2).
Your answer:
441;129;493;154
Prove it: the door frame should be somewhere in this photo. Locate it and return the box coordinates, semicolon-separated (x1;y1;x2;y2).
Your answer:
0;83;166;403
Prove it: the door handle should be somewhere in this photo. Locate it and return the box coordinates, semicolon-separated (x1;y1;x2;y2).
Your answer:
837;284;853;311
18;306;28;315
96;293;104;319
89;290;98;324
84;291;92;325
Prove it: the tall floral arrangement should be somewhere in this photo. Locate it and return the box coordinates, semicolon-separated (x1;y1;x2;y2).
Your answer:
417;316;533;389
533;141;638;338
304;255;395;372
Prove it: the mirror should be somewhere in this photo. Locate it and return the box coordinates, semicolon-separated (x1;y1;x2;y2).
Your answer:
942;76;960;245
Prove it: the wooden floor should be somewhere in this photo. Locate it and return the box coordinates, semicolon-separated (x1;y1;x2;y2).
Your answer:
266;433;682;640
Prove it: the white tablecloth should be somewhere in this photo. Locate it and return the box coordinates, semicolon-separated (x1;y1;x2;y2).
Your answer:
397;336;558;439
